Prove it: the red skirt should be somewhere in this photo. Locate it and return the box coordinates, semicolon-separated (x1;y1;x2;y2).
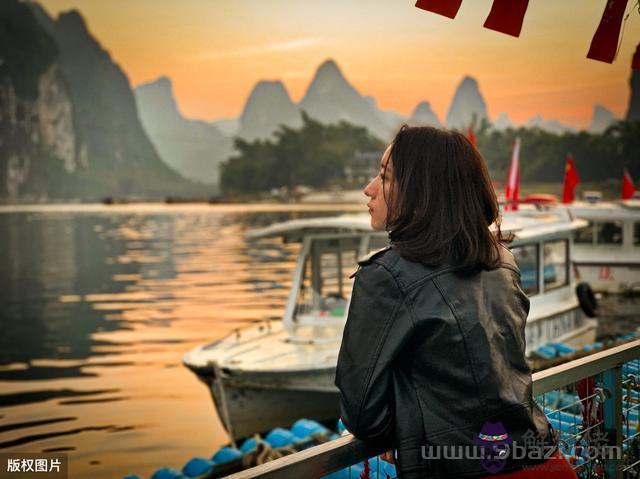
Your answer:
481;449;578;479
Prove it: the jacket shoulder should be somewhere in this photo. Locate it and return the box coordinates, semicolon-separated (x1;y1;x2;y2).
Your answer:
348;245;395;278
358;245;393;265
498;244;520;273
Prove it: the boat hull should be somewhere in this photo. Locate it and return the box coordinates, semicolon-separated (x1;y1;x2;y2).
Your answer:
198;309;597;441
206;371;340;441
574;262;640;294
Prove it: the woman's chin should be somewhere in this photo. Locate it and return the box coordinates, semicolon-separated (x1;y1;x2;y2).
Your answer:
370;219;384;231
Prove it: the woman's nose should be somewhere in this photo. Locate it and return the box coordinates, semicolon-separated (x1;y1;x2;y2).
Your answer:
363;177;377;198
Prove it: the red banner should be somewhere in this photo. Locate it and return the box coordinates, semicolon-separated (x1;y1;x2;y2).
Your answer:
483;0;529;37
467;125;476;148
587;0;628;64
622;169;637;199
562;155;580;204
504;138;520;211
415;0;463;19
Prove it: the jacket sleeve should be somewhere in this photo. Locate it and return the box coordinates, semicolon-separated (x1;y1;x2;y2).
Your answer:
335;261;414;444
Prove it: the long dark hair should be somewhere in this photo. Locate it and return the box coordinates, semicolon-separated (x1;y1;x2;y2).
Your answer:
384;125;506;272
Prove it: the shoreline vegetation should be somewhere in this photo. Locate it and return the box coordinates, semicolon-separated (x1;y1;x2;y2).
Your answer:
0;180;630;207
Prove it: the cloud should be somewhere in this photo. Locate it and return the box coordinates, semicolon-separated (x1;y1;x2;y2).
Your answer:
192;38;323;61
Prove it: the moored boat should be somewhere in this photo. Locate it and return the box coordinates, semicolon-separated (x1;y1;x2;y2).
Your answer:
183;209;598;441
568;198;640;294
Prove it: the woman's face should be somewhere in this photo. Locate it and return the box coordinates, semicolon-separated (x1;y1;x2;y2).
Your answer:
364;144;393;231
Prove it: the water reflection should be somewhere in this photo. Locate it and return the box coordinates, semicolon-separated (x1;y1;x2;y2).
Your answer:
0;204;361;478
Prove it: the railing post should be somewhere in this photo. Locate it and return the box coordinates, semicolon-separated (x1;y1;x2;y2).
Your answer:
603;366;623;479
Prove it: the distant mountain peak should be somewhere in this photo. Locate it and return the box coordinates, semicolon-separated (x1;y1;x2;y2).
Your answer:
408;101;440;127
251;80;289;96
56;9;88;33
446;75;488;128
316;59;341;76
412;101;434;115
136;77;180;116
525;114;576;134
243;80;296;114
460;75;479;88
588;104;615;133
238;79;301;140
445;76;487;128
492;112;514;131
155;76;172;87
299;59;392;139
302;59;352;101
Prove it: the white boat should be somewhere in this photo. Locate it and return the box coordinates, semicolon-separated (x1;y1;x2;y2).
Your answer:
183;209;598;441
568;198;640;294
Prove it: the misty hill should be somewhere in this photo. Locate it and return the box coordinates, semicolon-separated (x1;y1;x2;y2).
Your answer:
525;114;576;134
135;77;232;187
0;0;78;200
213;117;239;136
12;2;201;201
492;112;515;131
445;76;488;128
589;105;615;134
407;101;441;127
238;80;301;140
299;60;393;141
365;96;406;132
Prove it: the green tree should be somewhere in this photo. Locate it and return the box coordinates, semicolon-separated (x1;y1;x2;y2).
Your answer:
221;112;384;194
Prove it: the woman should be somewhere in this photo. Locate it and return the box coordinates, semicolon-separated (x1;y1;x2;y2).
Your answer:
335;126;577;478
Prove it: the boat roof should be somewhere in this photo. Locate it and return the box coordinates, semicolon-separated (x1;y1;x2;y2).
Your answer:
568;199;640;219
245;214;372;242
246;207;586;243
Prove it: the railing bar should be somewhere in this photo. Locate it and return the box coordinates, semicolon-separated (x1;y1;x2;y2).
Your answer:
550;393;597;414
228;341;640;478
533;340;640;395
623;458;640;472
624;401;640;411
622;429;640;442
576;421;605;436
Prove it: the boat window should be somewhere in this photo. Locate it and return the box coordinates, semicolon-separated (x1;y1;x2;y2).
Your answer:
510;244;539;296
635;223;640;246
595;221;623;245
573;222;594;244
294;236;360;322
543;240;568;291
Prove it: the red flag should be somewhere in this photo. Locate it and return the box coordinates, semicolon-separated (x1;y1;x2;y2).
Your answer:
504;137;520;211
622;169;637;199
633;42;640;70
415;0;463;19
483;0;529;37
562;155;580;204
467;125;476;147
587;0;628;64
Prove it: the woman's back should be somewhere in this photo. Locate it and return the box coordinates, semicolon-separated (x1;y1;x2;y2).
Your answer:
336;244;555;477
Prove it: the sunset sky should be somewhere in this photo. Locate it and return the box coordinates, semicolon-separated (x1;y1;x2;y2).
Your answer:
38;0;640;129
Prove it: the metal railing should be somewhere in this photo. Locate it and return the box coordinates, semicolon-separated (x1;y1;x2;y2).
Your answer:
225;339;640;479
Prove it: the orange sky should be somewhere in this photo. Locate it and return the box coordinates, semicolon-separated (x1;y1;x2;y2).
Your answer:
39;0;639;129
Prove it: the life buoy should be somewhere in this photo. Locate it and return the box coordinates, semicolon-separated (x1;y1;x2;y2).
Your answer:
576;282;598;318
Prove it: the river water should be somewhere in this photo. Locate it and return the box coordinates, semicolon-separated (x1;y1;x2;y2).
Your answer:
0;203;363;479
0;203;638;479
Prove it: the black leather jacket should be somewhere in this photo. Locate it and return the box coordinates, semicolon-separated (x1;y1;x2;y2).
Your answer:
335;244;556;478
